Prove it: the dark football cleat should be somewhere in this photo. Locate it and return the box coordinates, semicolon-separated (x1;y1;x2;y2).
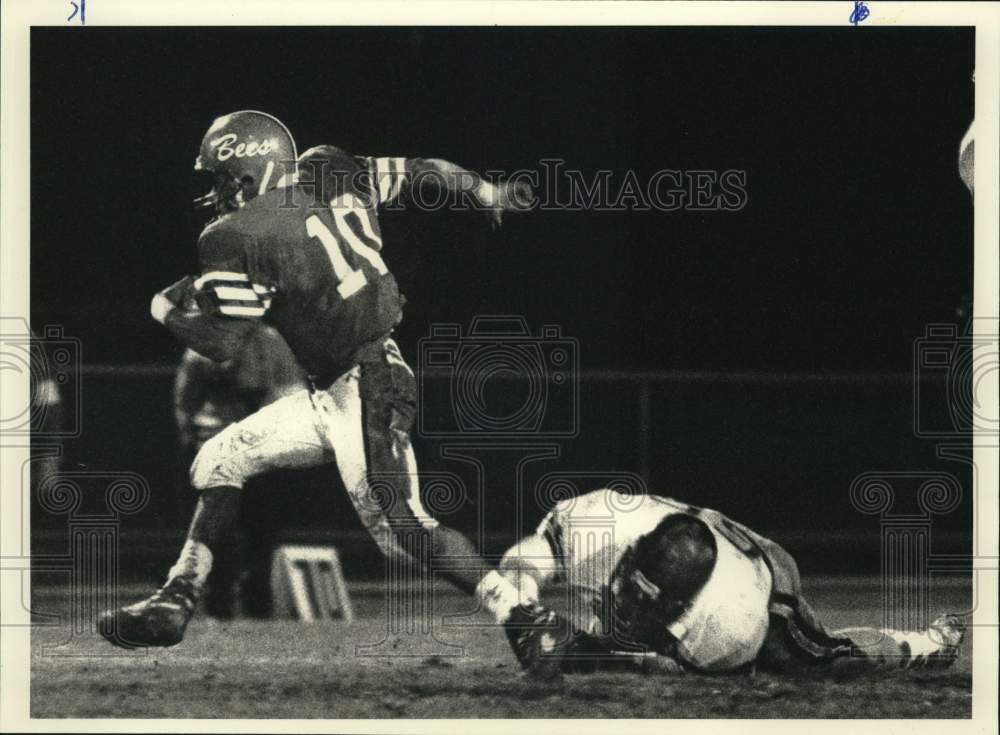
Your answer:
98;576;199;649
503;603;571;680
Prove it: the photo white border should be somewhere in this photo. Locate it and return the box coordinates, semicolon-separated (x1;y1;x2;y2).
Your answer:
2;2;997;733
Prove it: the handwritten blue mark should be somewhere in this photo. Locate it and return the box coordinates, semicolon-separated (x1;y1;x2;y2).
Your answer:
850;0;870;25
67;0;86;25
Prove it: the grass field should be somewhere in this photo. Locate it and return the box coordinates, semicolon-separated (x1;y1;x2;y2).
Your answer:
30;577;972;719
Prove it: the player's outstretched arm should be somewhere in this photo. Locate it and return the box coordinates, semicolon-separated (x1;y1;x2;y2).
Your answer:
410;158;534;228
367;155;534;228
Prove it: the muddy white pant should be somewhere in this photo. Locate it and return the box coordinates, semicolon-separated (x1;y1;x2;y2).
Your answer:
188;337;437;557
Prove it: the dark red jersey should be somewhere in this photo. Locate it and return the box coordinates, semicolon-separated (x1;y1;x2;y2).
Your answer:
193;147;409;379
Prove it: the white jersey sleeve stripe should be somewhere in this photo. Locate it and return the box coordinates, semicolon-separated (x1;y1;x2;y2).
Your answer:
214;285;261;301
375;157;394;202
386;157;406;202
194;271;250;288
372;156;407;205
218;303;267;317
195;271;274;317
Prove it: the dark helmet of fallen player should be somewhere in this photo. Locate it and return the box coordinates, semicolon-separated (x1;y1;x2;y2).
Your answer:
617;513;718;624
193;110;299;214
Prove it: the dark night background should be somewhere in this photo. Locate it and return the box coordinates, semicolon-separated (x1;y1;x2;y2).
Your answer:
30;27;974;577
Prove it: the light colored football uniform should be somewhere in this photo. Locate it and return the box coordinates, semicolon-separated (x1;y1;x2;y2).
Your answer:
529;488;773;671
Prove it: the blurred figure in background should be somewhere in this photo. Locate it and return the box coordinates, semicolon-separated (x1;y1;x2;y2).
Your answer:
954;70;974;321
174;323;307;618
958;70;974;197
30;367;64;492
29;326;66;497
958;118;974;197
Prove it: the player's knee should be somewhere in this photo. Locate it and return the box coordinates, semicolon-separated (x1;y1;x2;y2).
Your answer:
636;514;717;604
189;429;249;491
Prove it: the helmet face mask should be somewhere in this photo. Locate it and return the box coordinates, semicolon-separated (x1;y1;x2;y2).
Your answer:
192;110;298;214
193;169;245;214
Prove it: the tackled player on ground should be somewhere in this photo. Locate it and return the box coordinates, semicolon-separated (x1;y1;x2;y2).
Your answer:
495;488;965;680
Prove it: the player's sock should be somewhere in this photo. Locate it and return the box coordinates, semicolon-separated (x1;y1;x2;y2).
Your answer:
476;570;531;623
164;486;239;590
881;623;961;669
838;615;963;670
166;538;214;590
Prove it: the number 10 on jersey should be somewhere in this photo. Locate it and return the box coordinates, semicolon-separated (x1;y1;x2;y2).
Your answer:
306;193;388;299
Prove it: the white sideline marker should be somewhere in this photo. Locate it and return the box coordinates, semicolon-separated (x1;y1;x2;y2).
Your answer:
270;545;354;622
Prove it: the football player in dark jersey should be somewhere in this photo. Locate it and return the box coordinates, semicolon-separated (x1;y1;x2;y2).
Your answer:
99;110;546;663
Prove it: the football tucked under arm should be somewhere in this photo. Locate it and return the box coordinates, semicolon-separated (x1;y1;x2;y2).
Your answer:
151;272;270;363
161;307;257;364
